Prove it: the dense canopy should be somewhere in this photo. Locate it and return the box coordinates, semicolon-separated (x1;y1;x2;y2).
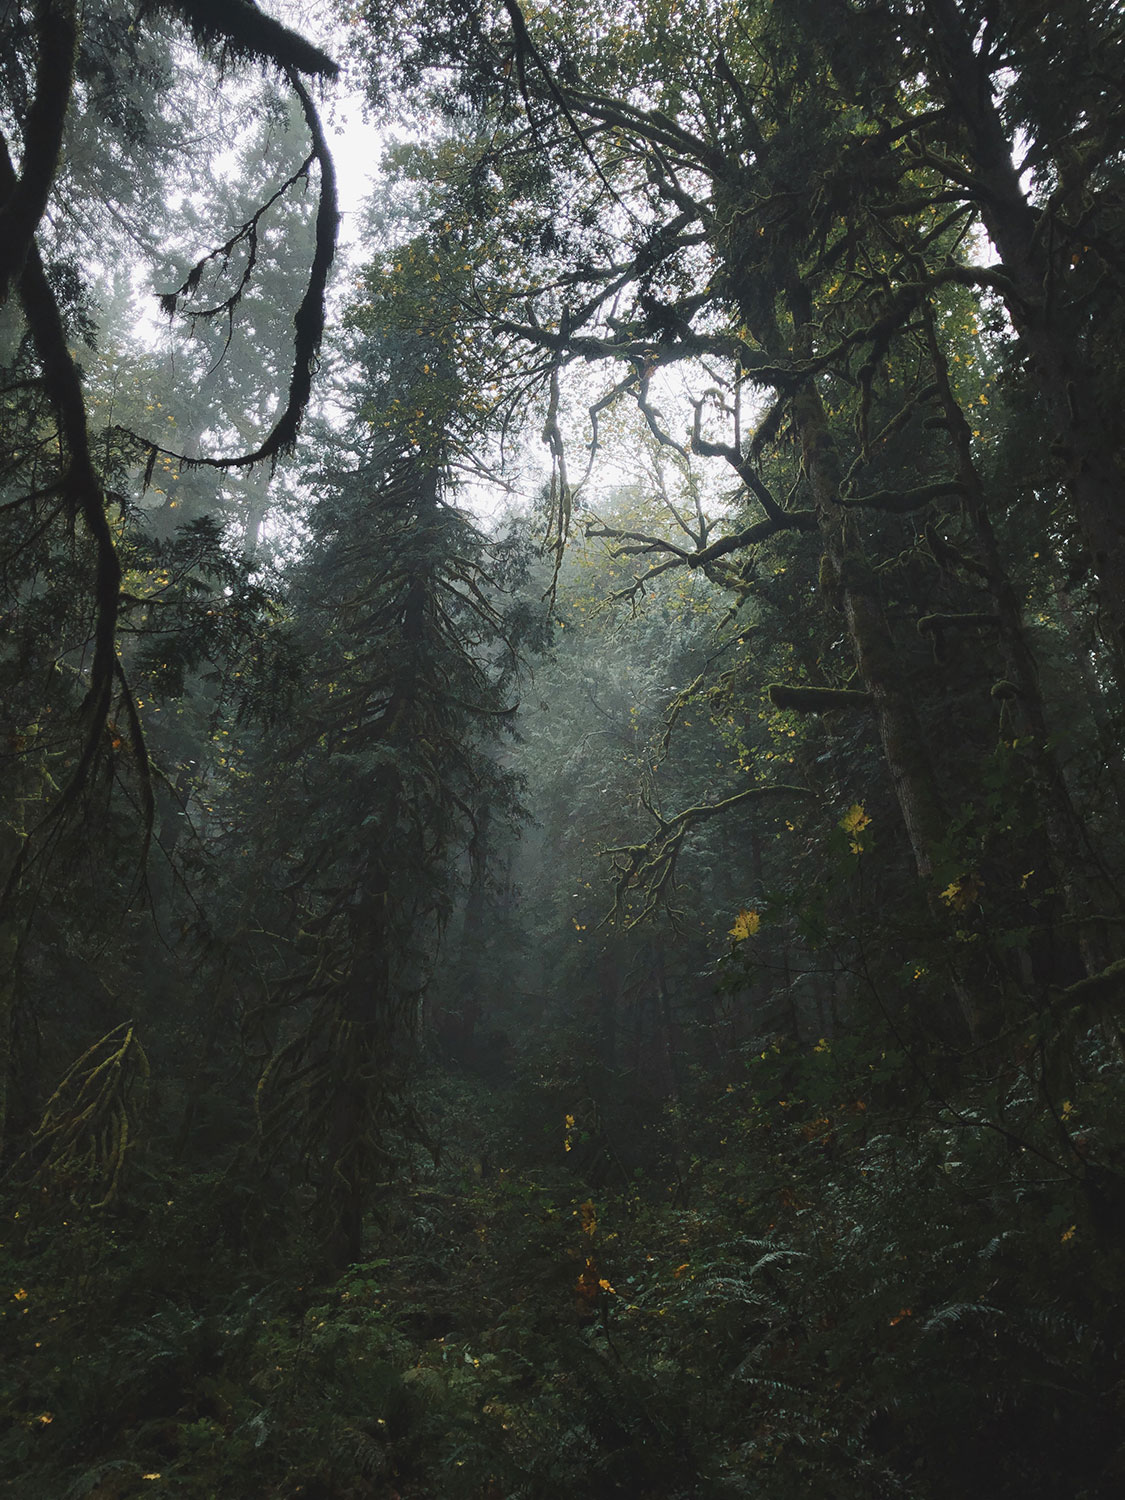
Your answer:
2;2;1124;1496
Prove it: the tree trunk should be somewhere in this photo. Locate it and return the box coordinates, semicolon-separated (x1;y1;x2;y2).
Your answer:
922;0;1125;662
922;304;1119;984
784;308;948;883
0;923;17;1159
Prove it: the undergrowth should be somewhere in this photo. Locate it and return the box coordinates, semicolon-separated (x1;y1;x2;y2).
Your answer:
4;1027;1124;1499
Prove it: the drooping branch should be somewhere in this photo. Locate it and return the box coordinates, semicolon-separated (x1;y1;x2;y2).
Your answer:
540;360;572;583
17;1021;150;1209
635;370;689;457
691;396;790;526
134;68;338;474
153;0;339;77
0;225;160;911
1;9;338;903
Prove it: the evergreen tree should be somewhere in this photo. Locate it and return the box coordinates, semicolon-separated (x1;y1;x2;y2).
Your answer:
230;248;546;1264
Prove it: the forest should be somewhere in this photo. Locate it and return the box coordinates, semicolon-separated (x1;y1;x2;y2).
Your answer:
1;0;1124;1495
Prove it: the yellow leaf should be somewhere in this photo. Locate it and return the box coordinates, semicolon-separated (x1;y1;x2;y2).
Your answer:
840;803;871;853
940;873;983;910
839;803;870;835
729;908;761;942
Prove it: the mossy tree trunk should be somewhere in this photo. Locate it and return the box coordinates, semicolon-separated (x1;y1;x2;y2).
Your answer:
776;298;949;885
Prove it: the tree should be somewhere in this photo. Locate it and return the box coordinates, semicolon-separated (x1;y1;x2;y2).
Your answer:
2;6;1124;1497
347;0;1124;1041
0;0;342;1146
228;251;544;1264
0;0;339;899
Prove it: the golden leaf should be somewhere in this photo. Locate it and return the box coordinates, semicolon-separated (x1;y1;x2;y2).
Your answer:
840;804;870;834
729;908;761;942
839;803;872;852
940;873;983;910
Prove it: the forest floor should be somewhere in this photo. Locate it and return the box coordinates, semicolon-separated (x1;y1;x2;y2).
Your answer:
4;1039;1124;1500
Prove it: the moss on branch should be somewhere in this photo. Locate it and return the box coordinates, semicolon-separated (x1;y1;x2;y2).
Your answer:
767;683;873;712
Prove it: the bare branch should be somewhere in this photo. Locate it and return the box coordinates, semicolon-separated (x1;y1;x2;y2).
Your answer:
603;782;811;928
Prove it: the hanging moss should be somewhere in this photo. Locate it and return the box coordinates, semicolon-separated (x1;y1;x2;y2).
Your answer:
23;1021;150;1209
158;0;339;77
817;551;843;609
